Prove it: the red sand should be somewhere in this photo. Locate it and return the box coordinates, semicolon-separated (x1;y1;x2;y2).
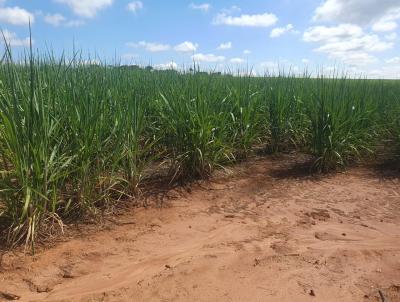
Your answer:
1;155;399;302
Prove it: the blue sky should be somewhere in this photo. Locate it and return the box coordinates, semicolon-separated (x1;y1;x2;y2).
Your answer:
1;0;400;78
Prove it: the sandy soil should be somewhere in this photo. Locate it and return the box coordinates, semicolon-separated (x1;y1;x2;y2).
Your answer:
0;154;399;302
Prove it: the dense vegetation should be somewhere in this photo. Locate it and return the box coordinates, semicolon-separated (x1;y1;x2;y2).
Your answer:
0;47;399;249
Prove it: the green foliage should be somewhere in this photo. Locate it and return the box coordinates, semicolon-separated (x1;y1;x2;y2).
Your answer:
306;77;381;171
0;46;399;248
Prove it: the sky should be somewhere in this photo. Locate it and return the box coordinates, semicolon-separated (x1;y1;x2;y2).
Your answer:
1;0;400;78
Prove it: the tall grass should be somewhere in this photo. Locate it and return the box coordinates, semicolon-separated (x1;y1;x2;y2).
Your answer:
306;76;379;171
0;46;399;249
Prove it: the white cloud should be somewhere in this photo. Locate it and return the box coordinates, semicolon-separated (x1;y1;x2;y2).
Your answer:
313;0;400;25
260;61;279;70
372;19;398;32
230;57;245;64
372;9;400;32
65;19;85;27
270;24;296;38
363;65;400;78
127;1;143;13
154;61;178;70
259;60;300;74
44;13;65;26
386;56;400;64
221;6;241;15
384;32;397;40
303;24;364;42
174;41;198;52
121;53;138;61
214;12;278;27
189;3;211;12
0;6;34;25
303;24;393;66
217;42;232;50
1;30;31;47
315;34;390;53
191;53;225;62
339;53;378;65
44;13;84;27
55;0;113;18
127;41;171;52
243;49;251;55
302;58;310;64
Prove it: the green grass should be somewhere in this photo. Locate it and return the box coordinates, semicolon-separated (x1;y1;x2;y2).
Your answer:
0;46;399;249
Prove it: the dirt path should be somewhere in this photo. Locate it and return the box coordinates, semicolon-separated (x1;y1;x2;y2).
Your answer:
1;155;400;302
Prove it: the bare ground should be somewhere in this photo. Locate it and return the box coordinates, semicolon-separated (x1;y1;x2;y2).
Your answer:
0;154;400;302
